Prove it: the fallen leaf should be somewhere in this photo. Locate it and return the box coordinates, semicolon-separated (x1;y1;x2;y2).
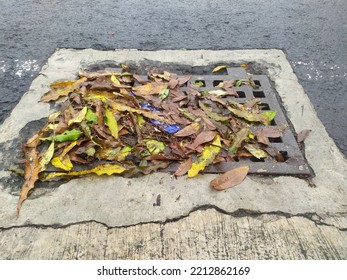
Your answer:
145;139;166;155
68;106;87;126
188;135;222;177
297;129;312;143
40;129;83;142
105;108;119;139
133;82;167;95
174;157;193;176
187;131;217;150
174;122;200;137
38;141;55;171
212;65;230;73
43;163;127;180
17;146;41;215
41;77;87;102
229;127;249;155
228;107;269;125
210;166;249;190
244;144;268;159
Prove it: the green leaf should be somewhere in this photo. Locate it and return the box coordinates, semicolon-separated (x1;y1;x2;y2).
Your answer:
261;111;276;122
158;88;170;101
105;109;119;139
40;129;83;142
194;81;205;87
85;108;97;124
235;80;243;87
145;139;166;155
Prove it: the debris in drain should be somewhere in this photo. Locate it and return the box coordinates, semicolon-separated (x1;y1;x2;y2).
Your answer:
16;65;284;215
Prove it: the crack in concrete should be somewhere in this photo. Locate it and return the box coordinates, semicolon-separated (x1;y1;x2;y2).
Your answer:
1;205;347;233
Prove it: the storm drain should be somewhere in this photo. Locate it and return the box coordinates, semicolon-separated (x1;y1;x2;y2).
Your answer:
157;67;310;176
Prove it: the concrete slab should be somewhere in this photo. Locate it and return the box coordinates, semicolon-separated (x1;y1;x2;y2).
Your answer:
0;49;346;259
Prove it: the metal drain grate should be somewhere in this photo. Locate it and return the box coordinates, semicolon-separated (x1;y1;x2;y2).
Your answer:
172;67;309;176
108;66;311;176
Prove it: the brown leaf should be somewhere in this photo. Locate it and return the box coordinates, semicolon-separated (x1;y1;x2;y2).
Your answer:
177;75;191;86
173;121;200;137
210;166;249;191
17;146;41;215
133;82;167;95
41;77;87;102
255;127;283;145
297;129;312;143
174;157;193;176
78;69;121;79
187;131;217;150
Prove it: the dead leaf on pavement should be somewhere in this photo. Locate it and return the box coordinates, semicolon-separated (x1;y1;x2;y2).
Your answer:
210;166;249;191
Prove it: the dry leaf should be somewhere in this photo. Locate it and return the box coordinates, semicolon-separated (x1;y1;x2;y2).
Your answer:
297;129;312;143
174;157;193;176
210;166;249;191
212;65;230;73
17;146;41;215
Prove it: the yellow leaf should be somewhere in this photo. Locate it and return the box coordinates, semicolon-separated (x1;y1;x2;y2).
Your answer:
68;106;87;126
39;141;55;171
50;141;77;171
51;155;73;171
105;108;119;139
188;135;221;177
111;75;121;85
244;144;268;159
43;163;126;180
212;65;230;73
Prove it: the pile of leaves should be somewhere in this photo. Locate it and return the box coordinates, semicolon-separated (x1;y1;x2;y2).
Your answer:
17;65;286;214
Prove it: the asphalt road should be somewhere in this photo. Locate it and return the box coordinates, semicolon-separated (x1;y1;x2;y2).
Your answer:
0;0;346;156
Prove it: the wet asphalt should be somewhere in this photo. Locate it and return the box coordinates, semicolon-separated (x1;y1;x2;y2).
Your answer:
0;0;346;156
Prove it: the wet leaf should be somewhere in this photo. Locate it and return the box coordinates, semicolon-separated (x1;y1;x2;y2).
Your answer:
174;157;193;176
212;65;230;73
68;106;87;126
43;163;126;180
111;75;121;85
297;129;312;143
244;144;268;159
210;166;249;191
40;129;83;142
174;122;200;137
188;135;222;177
105;108;119;139
17;146;41;215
